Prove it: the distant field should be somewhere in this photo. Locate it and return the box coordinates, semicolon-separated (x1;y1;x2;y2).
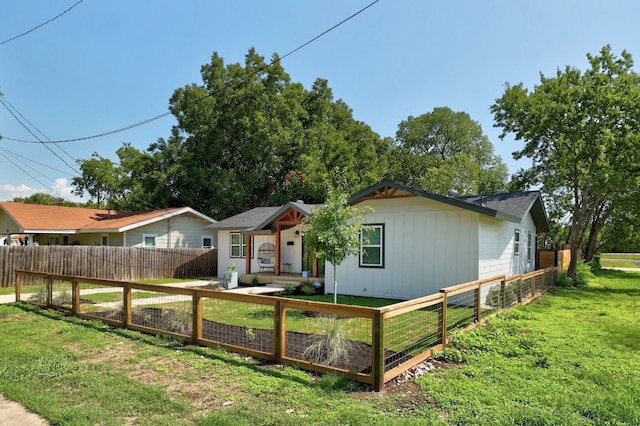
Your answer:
600;253;640;269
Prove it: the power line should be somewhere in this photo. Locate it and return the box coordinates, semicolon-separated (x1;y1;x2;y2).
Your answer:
0;147;73;177
2;0;380;144
0;0;85;46
0;96;80;174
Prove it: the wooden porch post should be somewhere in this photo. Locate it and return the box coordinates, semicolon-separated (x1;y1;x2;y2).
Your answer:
312;249;318;278
245;233;252;274
275;224;281;276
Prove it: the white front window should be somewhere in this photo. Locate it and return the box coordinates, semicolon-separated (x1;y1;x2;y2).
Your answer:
143;234;157;247
202;235;214;249
360;224;384;267
230;232;247;258
514;229;520;256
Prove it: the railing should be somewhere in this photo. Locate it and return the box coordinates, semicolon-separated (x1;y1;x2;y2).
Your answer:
15;266;559;391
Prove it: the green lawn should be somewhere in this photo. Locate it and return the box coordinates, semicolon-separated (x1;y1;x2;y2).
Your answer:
1;269;638;424
600;252;640;268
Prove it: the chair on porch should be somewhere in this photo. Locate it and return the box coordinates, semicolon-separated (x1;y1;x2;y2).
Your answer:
257;243;276;272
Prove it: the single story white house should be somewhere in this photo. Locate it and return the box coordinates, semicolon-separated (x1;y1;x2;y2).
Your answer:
208;180;550;300
337;180;550;300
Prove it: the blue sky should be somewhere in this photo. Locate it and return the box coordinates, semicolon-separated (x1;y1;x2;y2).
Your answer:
1;0;640;204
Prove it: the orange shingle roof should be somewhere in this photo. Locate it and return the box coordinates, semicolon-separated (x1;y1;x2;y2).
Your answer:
0;202;189;232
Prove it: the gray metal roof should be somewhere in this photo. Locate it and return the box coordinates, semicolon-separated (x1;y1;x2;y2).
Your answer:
349;180;550;233
205;206;281;230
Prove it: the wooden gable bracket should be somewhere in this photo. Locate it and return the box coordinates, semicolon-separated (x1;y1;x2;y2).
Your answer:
360;186;418;201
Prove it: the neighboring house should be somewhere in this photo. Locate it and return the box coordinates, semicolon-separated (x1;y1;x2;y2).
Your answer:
336;181;550;300
0;202;217;248
206;202;324;278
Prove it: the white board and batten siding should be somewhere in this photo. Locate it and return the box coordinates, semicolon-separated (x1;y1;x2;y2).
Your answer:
124;216;215;249
477;214;537;279
334;197;479;301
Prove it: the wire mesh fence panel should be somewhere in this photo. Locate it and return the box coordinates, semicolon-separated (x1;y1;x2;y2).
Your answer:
446;289;477;332
383;303;440;371
19;280;49;304
49;279;73;310
284;308;373;374
504;280;521;308
200;297;275;354
534;274;544;294
480;281;504;314
130;290;193;337
521;277;533;300
77;283;124;322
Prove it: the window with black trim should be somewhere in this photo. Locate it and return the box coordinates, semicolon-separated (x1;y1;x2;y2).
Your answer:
230;232;247;258
202;235;214;249
514;229;520;256
360;224;384;267
527;231;532;263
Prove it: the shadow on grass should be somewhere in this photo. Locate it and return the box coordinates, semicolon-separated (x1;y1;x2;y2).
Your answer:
10;301;368;394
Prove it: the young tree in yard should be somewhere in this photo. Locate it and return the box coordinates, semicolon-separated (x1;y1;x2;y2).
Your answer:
492;45;640;278
302;189;372;304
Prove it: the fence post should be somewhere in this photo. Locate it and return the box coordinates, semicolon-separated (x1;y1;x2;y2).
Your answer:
500;279;506;309
541;269;546;293
474;284;481;323
46;277;53;307
15;271;21;303
517;277;523;304
192;292;202;344
372;311;385;392
439;292;448;348
72;277;80;315
274;300;286;363
123;284;132;327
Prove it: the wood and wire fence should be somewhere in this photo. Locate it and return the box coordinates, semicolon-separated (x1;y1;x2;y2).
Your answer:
15;266;559;391
0;246;217;287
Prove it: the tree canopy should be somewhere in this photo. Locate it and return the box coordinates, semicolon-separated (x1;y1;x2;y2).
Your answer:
387;107;508;195
492;45;640;277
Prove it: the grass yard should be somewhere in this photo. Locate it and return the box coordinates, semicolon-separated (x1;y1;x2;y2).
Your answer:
599;252;640;268
0;269;638;424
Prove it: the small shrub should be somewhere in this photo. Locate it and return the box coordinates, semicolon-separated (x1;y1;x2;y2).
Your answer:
282;284;295;295
162;305;192;334
303;316;353;366
432;348;465;363
574;261;594;287
485;284;518;308
52;289;72;306
556;272;573;288
245;328;255;341
28;285;47;304
251;275;260;286
301;281;316;296
590;255;601;272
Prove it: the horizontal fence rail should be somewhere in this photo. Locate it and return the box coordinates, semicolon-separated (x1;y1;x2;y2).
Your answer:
15;266;559;391
0;246;217;287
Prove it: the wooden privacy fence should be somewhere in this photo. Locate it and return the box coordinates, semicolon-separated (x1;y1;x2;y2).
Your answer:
0;246;217;287
15;266;558;391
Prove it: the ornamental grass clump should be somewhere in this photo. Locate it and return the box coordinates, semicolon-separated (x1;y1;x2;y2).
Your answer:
303;315;353;366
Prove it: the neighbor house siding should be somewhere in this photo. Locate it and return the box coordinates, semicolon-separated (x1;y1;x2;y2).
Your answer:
334;196;479;300
124;216;211;248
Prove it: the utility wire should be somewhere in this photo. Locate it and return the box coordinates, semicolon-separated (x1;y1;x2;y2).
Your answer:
0;147;73;177
0;151;62;197
0;96;77;164
2;0;380;144
0;0;85;46
0;97;80;174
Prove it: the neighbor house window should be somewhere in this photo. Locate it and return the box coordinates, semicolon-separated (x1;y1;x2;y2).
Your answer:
230;232;247;258
101;234;109;246
514;229;520;256
360;224;384;267
202;235;214;249
143;234;157;247
527;231;532;263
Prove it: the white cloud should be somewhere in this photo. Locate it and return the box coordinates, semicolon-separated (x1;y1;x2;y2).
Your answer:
0;179;85;203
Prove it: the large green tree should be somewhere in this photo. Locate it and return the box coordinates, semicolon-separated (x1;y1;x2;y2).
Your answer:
72;153;124;209
387;107;508;195
492;45;640;278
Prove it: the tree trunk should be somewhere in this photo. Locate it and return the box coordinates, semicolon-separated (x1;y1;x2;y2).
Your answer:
333;264;337;304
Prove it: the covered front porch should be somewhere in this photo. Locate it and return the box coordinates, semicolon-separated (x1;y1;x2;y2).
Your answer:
243;202;324;278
